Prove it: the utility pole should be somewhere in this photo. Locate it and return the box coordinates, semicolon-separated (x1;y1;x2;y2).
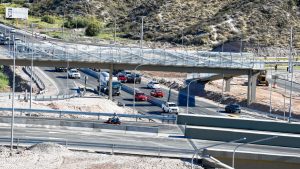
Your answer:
140;16;145;50
288;27;294;123
10;34;16;155
30;24;34;109
114;18;116;45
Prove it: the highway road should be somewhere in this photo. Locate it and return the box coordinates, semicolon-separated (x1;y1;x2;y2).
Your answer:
40;67;164;116
37;67;281;120
0;124;299;159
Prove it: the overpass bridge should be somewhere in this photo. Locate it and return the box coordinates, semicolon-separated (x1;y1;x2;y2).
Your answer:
0;41;264;105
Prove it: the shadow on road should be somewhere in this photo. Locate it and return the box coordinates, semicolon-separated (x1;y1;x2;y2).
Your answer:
56;76;67;79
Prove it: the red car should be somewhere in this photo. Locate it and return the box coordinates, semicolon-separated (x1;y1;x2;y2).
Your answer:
135;92;148;101
150;89;164;97
118;74;127;83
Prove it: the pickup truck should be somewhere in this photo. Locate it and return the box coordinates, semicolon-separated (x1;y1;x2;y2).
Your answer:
162;102;179;114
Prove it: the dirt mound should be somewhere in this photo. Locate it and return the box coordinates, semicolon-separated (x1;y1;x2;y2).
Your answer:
28;143;69;154
0;146;10;157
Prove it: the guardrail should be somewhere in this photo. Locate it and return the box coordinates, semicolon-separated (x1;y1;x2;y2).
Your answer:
0;137;194;158
0;107;177;122
3;93;80;101
23;66;46;94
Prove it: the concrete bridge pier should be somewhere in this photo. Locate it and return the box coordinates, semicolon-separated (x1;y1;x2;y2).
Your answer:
224;77;232;92
247;70;259;105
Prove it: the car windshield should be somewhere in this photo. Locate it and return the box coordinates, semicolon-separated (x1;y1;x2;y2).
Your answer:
112;82;121;87
155;90;162;92
168;103;177;107
136;93;145;96
231;104;240;108
70;70;78;73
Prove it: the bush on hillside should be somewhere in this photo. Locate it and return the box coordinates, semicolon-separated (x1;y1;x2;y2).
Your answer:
85;21;102;36
41;15;56;24
64;16;88;29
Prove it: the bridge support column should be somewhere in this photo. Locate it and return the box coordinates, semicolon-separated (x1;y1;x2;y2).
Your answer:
247;71;259;105
224;78;232;92
109;64;113;100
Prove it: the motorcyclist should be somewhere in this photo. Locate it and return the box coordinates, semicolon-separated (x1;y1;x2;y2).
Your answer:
112;113;120;123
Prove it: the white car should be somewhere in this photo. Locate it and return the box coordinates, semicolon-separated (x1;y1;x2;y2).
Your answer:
68;69;81;79
162;102;179;114
147;81;160;89
10;29;16;33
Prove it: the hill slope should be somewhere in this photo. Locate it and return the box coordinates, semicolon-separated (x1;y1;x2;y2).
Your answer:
30;0;300;49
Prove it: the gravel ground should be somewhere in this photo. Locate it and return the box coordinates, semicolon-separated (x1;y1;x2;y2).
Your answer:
0;143;200;169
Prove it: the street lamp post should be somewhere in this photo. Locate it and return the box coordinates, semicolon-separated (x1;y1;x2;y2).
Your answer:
232;136;278;168
140;16;145;50
186;79;198;114
30;23;35;109
191;137;247;169
10;33;16;155
133;64;146;114
288;27;294;123
217;74;225;112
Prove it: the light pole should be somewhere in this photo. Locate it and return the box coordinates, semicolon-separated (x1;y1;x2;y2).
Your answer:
133;64;146;114
269;68;273;115
288;27;294;123
217;74;225;112
186;79;198;114
140;16;145;50
10;33;16;155
140;16;145;63
30;23;35;109
232;136;278;168
191;137;246;169
114;18;117;45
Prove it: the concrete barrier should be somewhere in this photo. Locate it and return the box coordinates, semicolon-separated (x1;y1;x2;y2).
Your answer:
178;114;300;134
185;126;300;148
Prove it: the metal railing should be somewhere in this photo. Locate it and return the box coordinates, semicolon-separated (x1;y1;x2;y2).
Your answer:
0;107;177;122
0;40;265;70
0;137;194;158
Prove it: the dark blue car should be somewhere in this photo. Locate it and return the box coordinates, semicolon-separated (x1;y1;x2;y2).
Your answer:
225;104;241;113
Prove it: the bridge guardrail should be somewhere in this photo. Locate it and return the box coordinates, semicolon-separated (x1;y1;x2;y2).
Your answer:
0;107;177;122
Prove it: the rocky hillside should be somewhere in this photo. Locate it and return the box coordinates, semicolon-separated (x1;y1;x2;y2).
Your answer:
30;0;300;49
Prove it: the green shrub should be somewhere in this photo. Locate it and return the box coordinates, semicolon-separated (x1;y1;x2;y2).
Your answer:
64;16;88;29
85;21;101;36
41;15;56;24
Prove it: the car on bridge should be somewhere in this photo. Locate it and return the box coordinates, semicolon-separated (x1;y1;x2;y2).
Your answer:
135;92;148;101
225;104;241;113
68;69;81;79
150;89;164;97
147;81;160;89
162;102;179;114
